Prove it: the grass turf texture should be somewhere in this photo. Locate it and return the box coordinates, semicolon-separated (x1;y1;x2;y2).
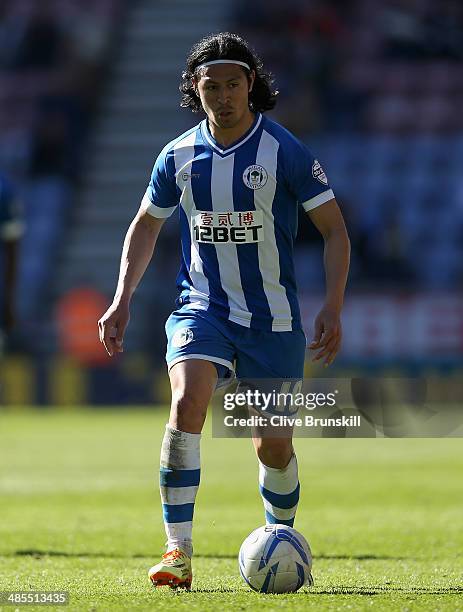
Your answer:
0;409;462;611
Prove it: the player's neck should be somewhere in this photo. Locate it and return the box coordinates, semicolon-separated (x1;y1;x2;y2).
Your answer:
207;111;256;149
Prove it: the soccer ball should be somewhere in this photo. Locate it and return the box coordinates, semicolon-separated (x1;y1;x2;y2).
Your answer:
238;524;313;593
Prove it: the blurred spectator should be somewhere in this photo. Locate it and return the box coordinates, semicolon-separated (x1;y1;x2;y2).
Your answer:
0;0;121;342
0;0;461;361
380;0;463;61
232;0;463;292
0;171;23;348
10;1;67;71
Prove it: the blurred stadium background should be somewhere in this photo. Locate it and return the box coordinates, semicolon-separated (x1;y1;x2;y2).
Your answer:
1;0;462;407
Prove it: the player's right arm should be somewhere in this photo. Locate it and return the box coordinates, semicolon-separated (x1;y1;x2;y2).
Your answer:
98;208;165;357
99;143;178;356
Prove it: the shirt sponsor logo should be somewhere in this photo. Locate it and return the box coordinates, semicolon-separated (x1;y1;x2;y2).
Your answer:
312;160;328;185
192;210;264;244
243;165;268;190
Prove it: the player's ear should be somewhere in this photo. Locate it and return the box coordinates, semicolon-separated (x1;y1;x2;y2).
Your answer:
248;70;256;93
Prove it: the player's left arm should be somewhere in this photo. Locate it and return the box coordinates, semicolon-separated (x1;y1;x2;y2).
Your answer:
307;198;350;366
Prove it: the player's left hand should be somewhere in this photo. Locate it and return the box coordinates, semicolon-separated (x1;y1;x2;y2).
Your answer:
308;306;342;367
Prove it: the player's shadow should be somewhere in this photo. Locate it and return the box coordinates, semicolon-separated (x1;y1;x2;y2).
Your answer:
313;586;463;595
196;554;412;560
11;550;411;561
148;586;463;595
10;549;238;560
314;554;409;560
11;550;134;559
8;553;463;596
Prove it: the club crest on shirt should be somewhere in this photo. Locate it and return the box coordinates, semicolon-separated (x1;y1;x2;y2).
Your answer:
312;160;328;185
243;165;268;190
172;328;194;348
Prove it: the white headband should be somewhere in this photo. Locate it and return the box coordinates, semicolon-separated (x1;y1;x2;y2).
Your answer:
195;59;251;71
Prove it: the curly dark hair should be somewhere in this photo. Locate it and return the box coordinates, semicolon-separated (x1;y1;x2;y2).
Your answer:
180;32;278;113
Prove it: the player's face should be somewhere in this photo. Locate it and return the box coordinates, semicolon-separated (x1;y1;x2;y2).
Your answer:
195;64;255;129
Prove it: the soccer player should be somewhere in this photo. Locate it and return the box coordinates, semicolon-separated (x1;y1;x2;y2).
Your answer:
0;172;23;351
98;33;350;589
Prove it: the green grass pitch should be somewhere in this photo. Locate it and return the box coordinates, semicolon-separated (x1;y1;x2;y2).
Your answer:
1;408;462;611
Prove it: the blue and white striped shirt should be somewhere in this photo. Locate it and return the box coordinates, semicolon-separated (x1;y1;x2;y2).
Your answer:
142;113;334;332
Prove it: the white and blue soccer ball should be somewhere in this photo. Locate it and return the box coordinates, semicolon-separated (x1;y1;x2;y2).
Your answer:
238;524;313;593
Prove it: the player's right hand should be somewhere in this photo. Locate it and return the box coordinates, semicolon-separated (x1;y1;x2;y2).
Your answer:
98;300;130;357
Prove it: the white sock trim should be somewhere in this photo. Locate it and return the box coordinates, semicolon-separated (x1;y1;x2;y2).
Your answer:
262;498;299;520
259;452;298;494
160;485;198;505
160;424;201;470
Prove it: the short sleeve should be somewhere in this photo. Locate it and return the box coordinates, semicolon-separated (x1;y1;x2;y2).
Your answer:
287;140;335;212
140;147;179;218
0;177;24;241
